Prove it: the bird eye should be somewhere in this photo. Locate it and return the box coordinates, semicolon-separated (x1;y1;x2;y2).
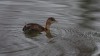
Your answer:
48;17;56;21
51;18;55;21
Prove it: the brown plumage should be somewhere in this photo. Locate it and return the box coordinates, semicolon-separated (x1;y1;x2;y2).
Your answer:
23;17;57;38
23;23;45;33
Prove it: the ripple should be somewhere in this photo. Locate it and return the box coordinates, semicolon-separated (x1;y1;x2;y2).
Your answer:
0;0;99;56
0;1;67;7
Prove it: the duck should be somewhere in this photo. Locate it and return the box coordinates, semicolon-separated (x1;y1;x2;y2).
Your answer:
23;17;57;38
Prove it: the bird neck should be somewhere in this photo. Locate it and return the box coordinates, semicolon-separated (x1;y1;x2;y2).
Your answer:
45;21;51;30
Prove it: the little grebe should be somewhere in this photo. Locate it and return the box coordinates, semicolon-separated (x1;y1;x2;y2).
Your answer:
23;17;57;38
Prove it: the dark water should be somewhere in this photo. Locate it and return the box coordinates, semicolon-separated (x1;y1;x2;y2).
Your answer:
0;0;100;56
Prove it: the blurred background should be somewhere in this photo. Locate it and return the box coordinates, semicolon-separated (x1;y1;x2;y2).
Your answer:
0;0;100;56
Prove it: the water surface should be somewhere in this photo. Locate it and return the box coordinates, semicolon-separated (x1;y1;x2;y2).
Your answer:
0;0;100;56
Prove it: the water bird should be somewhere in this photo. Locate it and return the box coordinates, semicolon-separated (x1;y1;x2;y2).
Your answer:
23;17;57;38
